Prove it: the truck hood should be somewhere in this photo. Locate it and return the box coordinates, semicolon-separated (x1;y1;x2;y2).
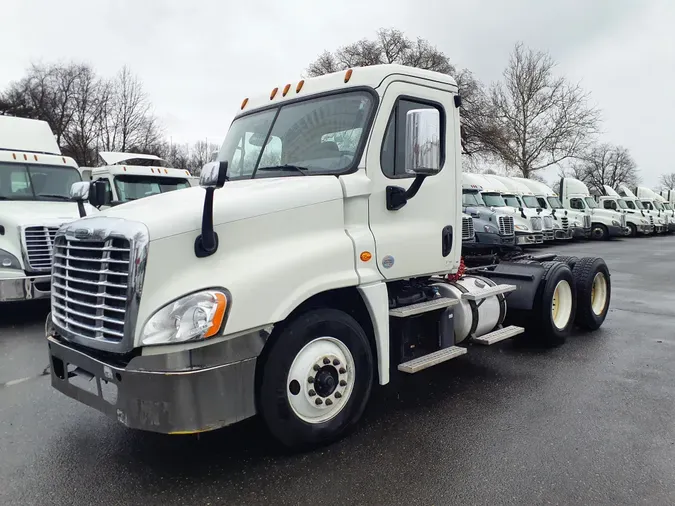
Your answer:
95;176;345;241
0;201;98;229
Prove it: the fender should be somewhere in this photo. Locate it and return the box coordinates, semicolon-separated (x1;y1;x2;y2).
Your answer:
357;281;390;385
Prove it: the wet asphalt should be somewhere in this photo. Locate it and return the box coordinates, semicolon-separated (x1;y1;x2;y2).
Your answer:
2;235;675;505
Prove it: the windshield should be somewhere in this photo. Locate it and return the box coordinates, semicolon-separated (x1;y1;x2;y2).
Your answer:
584;196;598;208
219;91;374;179
503;195;521;207
522;195;540;208
664;203;673;211
482;192;506;207
462;190;485;206
0;162;81;201
616;199;628;209
546;196;563;209
653;200;664;210
113;175;190;202
634;199;645;210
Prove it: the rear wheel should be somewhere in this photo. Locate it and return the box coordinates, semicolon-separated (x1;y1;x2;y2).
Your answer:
530;261;577;347
553;255;580;269
591;223;608;240
258;308;374;450
572;257;611;330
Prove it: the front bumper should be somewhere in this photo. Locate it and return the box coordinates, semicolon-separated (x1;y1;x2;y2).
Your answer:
608;225;624;238
47;327;267;434
515;232;543;245
572;227;592;239
474;231;516;246
554;228;574;240
0;274;51;302
668;223;675;233
543;229;555;241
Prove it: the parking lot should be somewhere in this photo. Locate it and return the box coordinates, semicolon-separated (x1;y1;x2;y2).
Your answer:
2;236;675;506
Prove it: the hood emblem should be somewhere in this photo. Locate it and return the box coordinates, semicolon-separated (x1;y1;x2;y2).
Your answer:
74;228;93;240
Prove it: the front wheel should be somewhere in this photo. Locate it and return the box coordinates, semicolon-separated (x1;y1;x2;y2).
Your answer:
591;223;608;240
258;308;374;450
626;223;637;237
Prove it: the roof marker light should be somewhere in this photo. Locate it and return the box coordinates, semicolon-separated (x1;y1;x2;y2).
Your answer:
270;87;278;100
12;153;16;160
241;98;249;110
296;80;304;93
282;84;291;97
34;154;38;161
344;69;353;83
23;154;27;160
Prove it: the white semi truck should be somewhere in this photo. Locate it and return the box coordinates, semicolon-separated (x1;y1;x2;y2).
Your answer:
487;175;557;242
0;116;98;303
655;194;675;224
636;186;674;233
559;178;626;240
598;186;653;237
83;152;194;207
461;173;516;248
618;185;664;234
45;65;612;449
513;177;589;240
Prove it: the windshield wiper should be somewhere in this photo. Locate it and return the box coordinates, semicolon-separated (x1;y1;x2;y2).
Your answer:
256;165;308;176
39;194;72;201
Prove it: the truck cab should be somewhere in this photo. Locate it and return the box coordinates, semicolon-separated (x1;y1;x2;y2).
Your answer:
461;174;515;248
86;152;193;208
46;64;612;449
476;174;543;245
488;175;557;242
0;116;98;303
636;186;674;233
599;185;653;237
618;185;663;234
559;177;625;240
512;177;584;240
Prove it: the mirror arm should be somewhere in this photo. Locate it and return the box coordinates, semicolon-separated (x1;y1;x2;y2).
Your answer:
194;187;218;258
76;200;86;218
386;174;428;211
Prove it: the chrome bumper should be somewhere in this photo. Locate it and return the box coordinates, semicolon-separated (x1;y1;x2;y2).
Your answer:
0;274;51;302
543;230;555;241
47;326;268;434
516;233;544;245
555;229;574;240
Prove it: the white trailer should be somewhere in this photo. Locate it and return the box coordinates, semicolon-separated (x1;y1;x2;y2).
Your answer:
598;186;653;236
0;116;98;303
559;178;626;240
87;152;193;208
46;64;612;449
512;177;589;240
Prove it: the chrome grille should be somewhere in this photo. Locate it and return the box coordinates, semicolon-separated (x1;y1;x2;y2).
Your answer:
543;215;553;230
462;216;474;240
583;215;592;229
498;216;514;236
530;216;543;231
650;215;654;225
51;235;131;345
561;217;569;230
23;226;59;271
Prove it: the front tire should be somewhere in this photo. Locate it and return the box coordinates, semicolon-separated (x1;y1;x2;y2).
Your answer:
591;223;608;240
572;257;611;330
258;308;374;450
626;223;637;237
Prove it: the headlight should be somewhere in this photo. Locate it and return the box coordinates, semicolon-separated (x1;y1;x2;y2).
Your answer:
483;224;497;233
572;220;581;227
553;222;561;229
141;289;229;346
515;224;530;231
612;220;620;226
0;249;21;270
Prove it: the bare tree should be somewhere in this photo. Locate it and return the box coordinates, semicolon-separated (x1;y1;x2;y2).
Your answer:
565;143;639;194
489;42;601;178
189;140;220;172
306;28;495;156
659;173;675;191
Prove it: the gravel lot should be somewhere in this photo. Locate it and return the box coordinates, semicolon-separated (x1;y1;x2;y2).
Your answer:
2;236;675;506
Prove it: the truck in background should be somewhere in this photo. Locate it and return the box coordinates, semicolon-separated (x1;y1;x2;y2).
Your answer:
47;64;612;449
82;152;193;207
513;177;589;239
635;186;674;233
598;186;653;237
655;193;675;224
618;186;663;234
559;177;626;240
0;116;98;303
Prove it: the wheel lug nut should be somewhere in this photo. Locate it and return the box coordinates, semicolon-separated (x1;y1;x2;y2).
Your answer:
325;398;333;406
334;392;342;398
333;359;340;366
339;367;346;374
315;398;323;405
313;364;320;371
309;389;316;396
307;377;314;383
339;380;347;387
323;357;330;365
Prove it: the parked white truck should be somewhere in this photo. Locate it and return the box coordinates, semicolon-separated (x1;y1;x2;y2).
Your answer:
46;65;612;449
83;152;193;207
513;177;589;239
636;186;674;233
0;116;98;303
598;186;653;237
618;185;664;234
559;178;626;240
461;173;516;248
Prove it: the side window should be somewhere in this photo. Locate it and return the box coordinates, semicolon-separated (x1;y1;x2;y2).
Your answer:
643;201;652;210
603;200;615;210
625;200;635;209
380;99;444;178
570;198;585;210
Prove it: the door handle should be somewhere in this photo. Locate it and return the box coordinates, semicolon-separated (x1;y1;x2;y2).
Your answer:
442;225;453;257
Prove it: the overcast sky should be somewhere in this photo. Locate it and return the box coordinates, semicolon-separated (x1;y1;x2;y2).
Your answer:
2;0;672;187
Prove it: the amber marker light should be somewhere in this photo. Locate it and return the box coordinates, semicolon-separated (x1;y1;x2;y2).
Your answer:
360;251;372;262
204;292;228;338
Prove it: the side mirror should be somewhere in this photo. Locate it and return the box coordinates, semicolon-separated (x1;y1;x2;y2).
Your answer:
70;181;90;218
404;108;441;176
89;180;108;208
200;161;228;189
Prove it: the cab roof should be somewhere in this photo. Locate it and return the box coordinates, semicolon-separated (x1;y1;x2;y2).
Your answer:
237;64;458;117
0;116;61;155
99;151;168;166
